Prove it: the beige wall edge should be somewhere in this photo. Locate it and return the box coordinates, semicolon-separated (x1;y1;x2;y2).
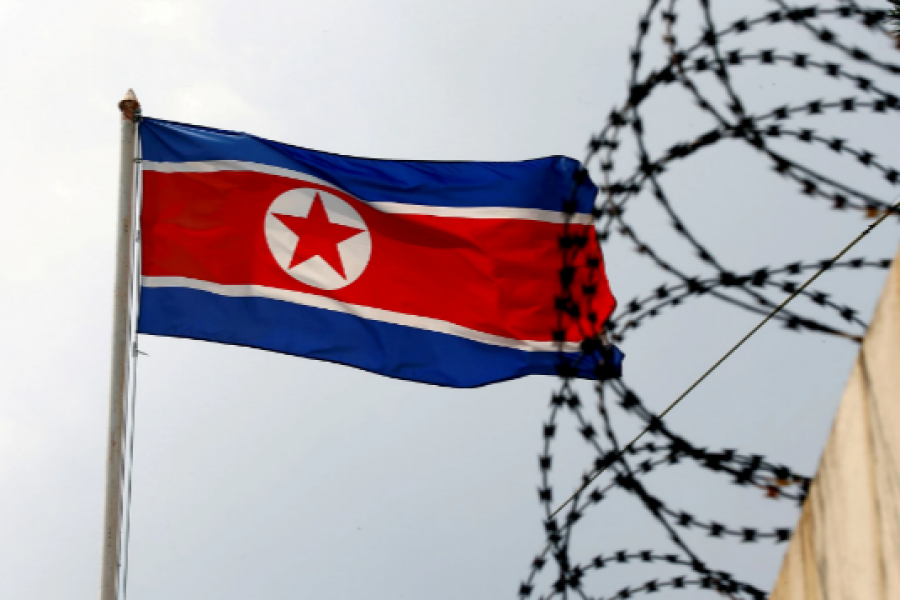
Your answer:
770;244;900;600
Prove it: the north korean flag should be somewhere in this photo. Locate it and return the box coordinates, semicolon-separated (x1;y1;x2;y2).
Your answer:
137;118;621;387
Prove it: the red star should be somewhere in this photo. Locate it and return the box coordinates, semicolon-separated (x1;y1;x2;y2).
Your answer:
273;193;365;278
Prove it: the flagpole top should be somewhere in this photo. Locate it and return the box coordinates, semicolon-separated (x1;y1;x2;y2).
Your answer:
118;89;141;122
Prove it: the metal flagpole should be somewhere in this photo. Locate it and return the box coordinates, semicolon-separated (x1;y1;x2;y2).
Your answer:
100;89;141;600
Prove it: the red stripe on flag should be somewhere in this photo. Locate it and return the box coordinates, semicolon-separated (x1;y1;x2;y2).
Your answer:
141;171;614;343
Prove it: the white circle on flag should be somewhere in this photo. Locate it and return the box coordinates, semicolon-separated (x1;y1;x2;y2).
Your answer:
264;187;372;290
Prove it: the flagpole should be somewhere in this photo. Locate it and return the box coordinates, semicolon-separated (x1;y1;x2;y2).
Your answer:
100;89;140;600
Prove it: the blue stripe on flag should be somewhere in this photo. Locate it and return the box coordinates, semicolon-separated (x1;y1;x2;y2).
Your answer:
137;287;618;388
140;118;597;214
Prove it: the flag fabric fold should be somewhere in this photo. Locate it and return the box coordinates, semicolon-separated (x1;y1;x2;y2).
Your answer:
137;117;620;387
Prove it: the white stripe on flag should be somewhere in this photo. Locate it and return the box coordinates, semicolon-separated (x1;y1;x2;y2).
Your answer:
141;276;582;354
142;160;594;225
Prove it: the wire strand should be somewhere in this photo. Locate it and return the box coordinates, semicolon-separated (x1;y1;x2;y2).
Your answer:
549;198;900;519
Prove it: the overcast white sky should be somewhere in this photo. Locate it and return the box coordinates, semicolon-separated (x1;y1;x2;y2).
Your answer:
0;1;898;599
